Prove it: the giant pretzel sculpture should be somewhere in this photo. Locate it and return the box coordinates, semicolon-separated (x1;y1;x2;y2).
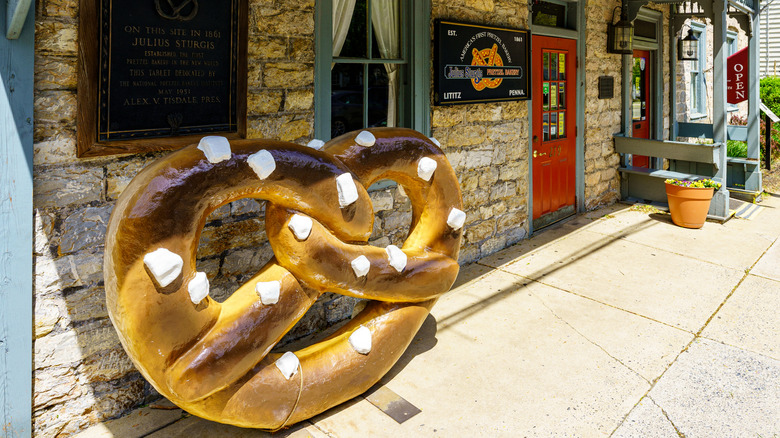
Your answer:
104;128;465;429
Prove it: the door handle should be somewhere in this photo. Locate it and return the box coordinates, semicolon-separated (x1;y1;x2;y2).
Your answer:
533;150;548;158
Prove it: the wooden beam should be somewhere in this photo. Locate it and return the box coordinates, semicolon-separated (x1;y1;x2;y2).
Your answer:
5;0;32;39
0;1;33;436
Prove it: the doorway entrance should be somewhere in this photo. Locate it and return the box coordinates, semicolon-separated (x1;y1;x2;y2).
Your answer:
532;35;577;229
631;49;652;168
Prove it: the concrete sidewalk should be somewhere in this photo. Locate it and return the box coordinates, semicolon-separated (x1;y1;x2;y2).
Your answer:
78;196;780;438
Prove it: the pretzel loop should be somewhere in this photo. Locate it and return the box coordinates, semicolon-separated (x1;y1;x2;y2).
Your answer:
104;128;463;429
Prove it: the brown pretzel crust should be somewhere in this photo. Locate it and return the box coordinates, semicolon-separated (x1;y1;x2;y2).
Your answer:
104;128;463;429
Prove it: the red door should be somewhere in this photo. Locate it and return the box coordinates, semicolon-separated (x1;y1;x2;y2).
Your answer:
532;36;576;222
631;49;651;168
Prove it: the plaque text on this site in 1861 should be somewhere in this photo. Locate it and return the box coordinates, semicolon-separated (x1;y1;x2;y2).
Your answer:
98;0;239;141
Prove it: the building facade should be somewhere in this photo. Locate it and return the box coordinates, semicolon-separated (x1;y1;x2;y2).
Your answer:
0;0;761;436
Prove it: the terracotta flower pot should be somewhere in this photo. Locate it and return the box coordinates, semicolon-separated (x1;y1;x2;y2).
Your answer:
665;183;714;229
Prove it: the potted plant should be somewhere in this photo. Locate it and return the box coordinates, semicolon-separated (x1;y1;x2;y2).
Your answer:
664;178;722;229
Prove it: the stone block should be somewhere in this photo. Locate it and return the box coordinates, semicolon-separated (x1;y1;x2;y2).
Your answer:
33;394;95;438
43;0;78;17
382;210;412;232
197;218;267;258
65;286;108;323
36;251;103;295
106;155;161;200
290;37;315;62
465;219;496;243
195;257;221;279
480;234;508;256
464;149;493;169
221;245;274;278
278;118;312;141
499;163;524;181
58;206;112;255
478;167;500;188
497;211;525;233
35;20;78;54
458;244;481;264
255;10;314;36
465;0;495;12
33;129;78;166
35;91;77;125
78;346;137;383
33;367;81;411
432;107;464;128
285;89;314;111
34;55;77;90
35;166;103;208
264;63;314;88
247;36;288;59
35;209;57;256
489;181;517;201
248;90;283;115
471;104;502;122
448;125;487;147
487;122;524;143
369;190;395;212
92;378;147;423
325;296;360;324
34;296;62;339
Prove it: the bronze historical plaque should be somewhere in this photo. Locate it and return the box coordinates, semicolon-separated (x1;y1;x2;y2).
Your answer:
98;0;240;141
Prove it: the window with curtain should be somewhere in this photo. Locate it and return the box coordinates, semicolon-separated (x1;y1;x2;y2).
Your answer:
689;21;707;119
320;0;416;139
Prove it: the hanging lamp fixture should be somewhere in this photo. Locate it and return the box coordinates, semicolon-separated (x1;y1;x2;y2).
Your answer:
607;2;634;54
678;26;700;61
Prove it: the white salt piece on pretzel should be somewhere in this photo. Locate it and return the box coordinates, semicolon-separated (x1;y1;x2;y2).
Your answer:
385;245;407;272
336;173;359;207
348;325;372;355
143;248;183;288
275;352;300;380
197;136;232;163
355;131;376;147
429;137;441;147
288;214;313;240
247;150;276;180
351;255;371;277
417;157;438;181
447;208;466;230
256;281;281;305
188;272;210;304
307;139;325;150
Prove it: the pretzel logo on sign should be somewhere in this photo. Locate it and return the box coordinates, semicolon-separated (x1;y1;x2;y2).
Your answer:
155;0;198;21
104;128;464;430
471;44;504;91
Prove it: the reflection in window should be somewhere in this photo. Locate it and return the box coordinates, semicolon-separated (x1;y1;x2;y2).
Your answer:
689;21;706;118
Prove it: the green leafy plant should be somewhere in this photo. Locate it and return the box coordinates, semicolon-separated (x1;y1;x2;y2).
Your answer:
729;113;780;160
760;76;780;117
665;178;722;189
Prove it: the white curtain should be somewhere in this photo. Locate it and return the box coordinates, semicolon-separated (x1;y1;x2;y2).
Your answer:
332;0;357;59
371;0;400;127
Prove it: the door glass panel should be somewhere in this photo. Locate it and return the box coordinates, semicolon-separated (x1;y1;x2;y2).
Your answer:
550;83;558;110
543;113;550;141
558;53;566;80
543;52;550;80
543;82;550;111
550;112;558;140
558;112;565;138
558;82;565;108
551;53;558;80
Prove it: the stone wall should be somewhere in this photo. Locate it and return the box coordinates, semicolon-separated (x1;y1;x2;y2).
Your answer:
431;0;531;263
32;0;320;436
31;1;533;436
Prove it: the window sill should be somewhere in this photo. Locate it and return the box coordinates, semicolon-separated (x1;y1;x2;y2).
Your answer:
690;112;708;120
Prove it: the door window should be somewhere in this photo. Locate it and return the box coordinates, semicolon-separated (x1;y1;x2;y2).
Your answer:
541;50;567;142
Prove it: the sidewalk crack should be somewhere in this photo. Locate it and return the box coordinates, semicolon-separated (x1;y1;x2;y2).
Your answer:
528;290;650;384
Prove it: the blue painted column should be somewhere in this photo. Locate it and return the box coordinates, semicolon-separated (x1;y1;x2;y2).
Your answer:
0;1;34;437
711;0;730;218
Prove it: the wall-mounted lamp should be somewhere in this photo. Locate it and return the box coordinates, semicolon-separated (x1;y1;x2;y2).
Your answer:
677;27;699;61
607;3;633;54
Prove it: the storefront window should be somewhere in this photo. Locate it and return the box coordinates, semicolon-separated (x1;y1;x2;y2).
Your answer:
689;21;707;119
322;0;414;138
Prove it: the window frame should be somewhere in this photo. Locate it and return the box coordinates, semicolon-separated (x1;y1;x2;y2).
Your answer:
314;0;430;141
689;21;707;120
